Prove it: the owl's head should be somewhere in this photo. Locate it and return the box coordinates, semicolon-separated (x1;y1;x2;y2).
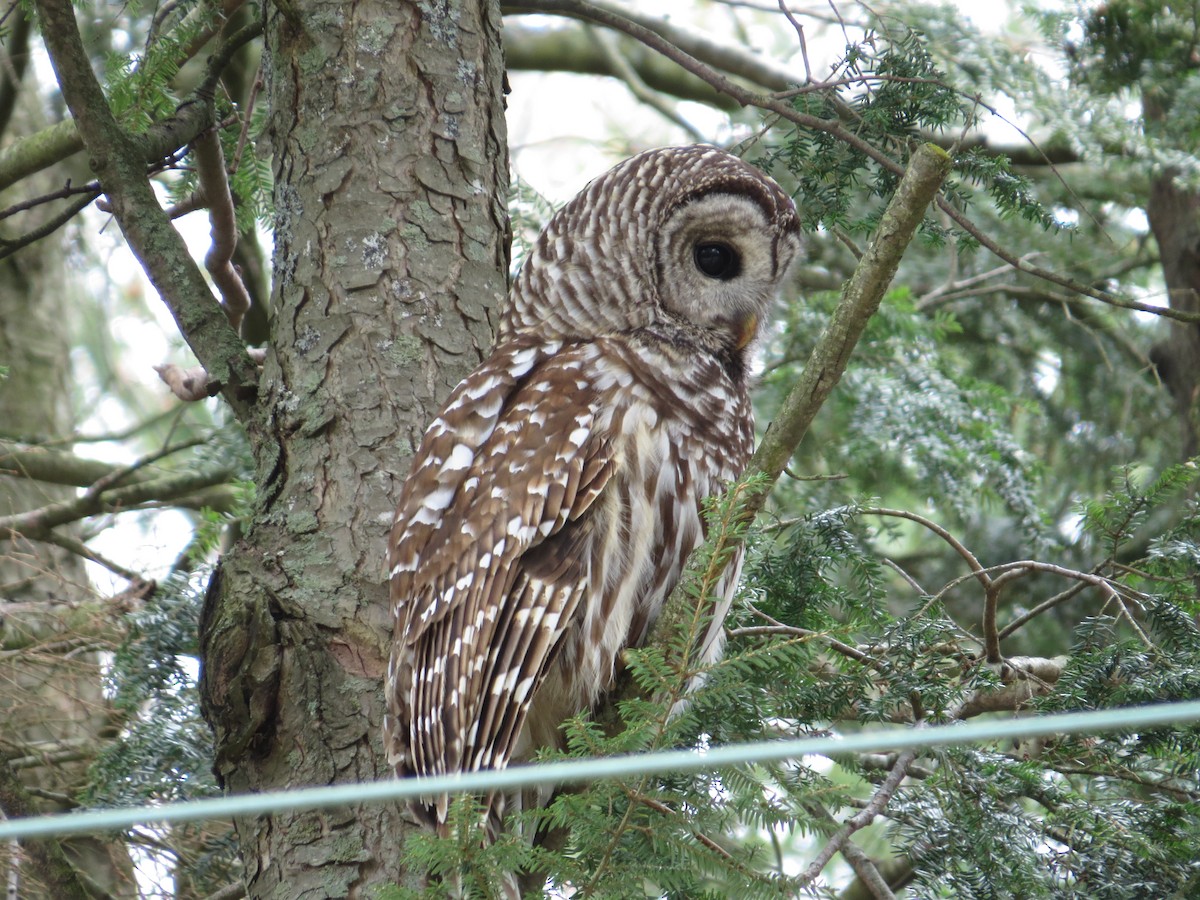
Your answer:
502;145;801;357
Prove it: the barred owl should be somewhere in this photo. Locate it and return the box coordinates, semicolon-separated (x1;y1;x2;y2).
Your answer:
384;145;800;826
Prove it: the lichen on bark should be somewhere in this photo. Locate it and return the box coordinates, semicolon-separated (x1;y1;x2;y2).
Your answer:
199;1;510;895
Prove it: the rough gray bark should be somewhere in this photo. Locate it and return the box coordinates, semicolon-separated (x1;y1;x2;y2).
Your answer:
198;0;510;895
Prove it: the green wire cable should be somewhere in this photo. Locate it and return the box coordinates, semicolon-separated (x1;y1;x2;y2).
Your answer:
2;699;1198;841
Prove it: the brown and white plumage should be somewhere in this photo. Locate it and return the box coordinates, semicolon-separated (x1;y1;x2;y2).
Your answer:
384;145;800;826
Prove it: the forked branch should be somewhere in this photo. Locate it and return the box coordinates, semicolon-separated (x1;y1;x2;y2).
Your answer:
34;0;260;418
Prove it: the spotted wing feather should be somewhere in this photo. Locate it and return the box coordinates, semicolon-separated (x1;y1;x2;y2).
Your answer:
385;340;614;820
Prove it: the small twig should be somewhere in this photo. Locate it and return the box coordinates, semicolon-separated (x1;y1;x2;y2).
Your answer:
38;530;148;583
626;789;740;864
825;0;851;47
933;194;1197;322
146;0;181;50
0;0;22;29
6;408;186;449
85;437;206;499
881;557;926;595
1106;582;1155;650
799;748;917;887
0;191;98;258
192;125;251;330
155;347;266;401
777;1;811;84
230;63;264;177
770;73;957;100
916;257;1034;308
861;507;991;592
732;611;887;673
0;178;101;222
832;225;864;260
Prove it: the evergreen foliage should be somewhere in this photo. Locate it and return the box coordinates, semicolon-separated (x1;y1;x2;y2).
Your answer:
80;428;253;895
9;0;1198;897
102;0;272;227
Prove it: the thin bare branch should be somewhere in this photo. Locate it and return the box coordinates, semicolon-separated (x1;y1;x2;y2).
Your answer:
0;192;98;259
38;530;147;583
862;507;990;588
627;789;741;865
932;195;1198;322
732;608;887;672
0;179;100;222
34;0;260;417
0;462;235;539
998;579;1090;640
800;748;917;888
155;347;266;401
777;1;811;83
230;63;264;177
192;127;251;330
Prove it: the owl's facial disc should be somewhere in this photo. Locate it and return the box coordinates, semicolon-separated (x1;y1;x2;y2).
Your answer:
656;191;797;353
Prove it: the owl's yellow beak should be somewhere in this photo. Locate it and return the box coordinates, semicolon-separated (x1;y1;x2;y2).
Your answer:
735;313;759;350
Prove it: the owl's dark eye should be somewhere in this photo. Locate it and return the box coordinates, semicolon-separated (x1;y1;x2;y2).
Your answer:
693;242;741;280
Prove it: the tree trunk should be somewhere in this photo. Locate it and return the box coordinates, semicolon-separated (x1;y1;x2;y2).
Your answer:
0;17;136;889
1143;96;1200;461
1146;173;1200;460
0;241;136;898
199;0;509;895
